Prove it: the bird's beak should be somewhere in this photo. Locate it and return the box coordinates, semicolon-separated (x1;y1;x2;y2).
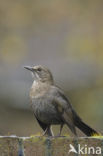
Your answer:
24;66;34;72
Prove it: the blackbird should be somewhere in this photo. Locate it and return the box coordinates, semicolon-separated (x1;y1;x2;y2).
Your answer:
24;65;99;137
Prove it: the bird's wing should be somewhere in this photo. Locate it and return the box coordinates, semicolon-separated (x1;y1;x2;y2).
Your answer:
49;85;73;110
49;86;76;135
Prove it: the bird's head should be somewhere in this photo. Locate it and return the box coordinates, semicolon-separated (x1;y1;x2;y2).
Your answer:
24;65;54;84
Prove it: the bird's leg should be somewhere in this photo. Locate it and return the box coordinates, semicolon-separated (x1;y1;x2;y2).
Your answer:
42;128;48;136
56;124;64;137
42;126;54;136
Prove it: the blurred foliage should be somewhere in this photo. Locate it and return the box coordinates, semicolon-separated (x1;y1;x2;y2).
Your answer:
0;0;103;136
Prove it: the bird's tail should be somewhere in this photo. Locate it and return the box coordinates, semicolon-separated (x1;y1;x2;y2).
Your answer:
73;112;100;136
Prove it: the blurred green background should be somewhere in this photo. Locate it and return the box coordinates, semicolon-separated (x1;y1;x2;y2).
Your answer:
0;0;103;136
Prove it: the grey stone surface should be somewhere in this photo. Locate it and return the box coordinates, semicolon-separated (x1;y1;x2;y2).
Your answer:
0;136;102;156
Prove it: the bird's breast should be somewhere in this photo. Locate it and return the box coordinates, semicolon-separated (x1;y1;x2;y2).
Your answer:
30;81;50;98
31;97;63;124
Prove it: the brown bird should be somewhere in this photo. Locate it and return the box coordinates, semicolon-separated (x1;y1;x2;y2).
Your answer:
24;65;99;137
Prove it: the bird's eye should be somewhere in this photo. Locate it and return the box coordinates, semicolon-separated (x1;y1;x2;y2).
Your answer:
37;68;42;72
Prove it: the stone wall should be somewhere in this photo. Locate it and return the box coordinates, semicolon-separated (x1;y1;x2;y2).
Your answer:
0;136;103;156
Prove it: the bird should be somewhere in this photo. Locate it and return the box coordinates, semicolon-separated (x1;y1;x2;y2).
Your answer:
24;65;99;137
